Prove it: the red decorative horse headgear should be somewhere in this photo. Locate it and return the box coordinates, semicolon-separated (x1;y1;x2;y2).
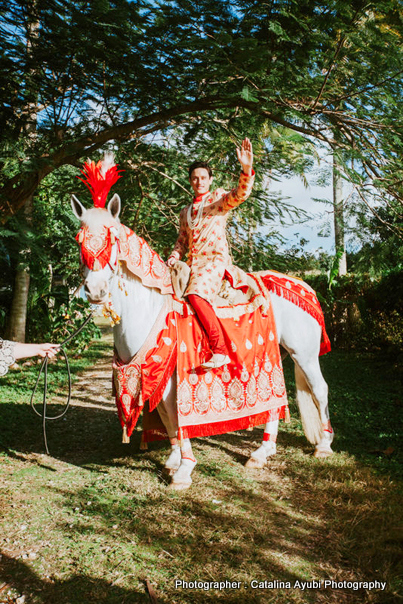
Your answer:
75;153;124;270
77;153;124;208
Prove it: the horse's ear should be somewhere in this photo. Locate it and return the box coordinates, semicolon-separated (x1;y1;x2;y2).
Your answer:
71;194;87;221
108;194;121;219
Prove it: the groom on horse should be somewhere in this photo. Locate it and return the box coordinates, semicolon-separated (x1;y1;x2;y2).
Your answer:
167;138;255;369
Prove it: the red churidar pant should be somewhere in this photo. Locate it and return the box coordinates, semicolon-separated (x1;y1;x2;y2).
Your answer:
187;294;227;355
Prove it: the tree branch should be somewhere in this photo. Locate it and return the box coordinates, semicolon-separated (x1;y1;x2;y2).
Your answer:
310;33;346;112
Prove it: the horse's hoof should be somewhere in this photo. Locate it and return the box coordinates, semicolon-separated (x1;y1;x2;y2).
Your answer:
168;458;196;489
168;479;192;491
245;457;266;469
314;448;333;458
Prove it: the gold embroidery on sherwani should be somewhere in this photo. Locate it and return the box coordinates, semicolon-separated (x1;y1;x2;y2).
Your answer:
171;172;255;304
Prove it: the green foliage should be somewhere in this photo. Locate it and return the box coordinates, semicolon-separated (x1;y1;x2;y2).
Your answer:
49;298;101;355
27;294;101;356
328;249;345;290
305;269;403;356
0;164;86;340
1;0;403;339
1;0;403;220
348;200;403;276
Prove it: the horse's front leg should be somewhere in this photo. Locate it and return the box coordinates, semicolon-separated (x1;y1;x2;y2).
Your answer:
157;377;197;490
157;378;182;474
169;437;197;491
245;419;279;469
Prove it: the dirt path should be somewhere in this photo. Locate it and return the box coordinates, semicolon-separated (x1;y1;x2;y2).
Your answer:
55;321;116;412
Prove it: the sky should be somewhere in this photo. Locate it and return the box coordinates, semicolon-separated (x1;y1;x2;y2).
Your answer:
268;174;335;255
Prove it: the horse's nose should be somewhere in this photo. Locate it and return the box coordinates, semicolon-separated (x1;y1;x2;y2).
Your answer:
84;280;108;302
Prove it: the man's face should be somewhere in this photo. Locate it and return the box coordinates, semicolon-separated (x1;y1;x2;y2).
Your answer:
189;168;213;196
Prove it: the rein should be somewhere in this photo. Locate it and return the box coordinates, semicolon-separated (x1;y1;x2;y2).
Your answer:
30;309;95;455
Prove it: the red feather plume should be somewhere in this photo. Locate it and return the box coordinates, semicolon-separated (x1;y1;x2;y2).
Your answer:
77;158;124;207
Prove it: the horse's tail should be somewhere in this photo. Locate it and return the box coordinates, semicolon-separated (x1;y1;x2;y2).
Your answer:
294;364;323;445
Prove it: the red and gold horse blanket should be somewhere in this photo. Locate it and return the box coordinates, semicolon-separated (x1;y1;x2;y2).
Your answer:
110;229;330;442
113;290;289;443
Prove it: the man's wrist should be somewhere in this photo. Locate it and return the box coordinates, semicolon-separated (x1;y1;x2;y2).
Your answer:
241;167;254;176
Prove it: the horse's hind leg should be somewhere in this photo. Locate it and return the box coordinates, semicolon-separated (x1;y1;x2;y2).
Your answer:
169;436;197;491
293;355;333;458
245;419;279;469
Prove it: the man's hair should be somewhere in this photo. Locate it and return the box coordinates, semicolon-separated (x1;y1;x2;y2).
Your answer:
188;161;213;179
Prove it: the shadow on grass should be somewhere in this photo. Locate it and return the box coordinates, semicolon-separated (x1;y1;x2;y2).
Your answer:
1;350;402;604
43;443;402;604
0;552;149;604
278;352;402;475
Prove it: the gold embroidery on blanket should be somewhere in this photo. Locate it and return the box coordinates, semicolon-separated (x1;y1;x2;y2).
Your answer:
257;370;271;403
126;366;142;397
194;380;209;415
246;376;258;408
240;363;249;383
272;364;286;396
227;377;244;412
122;393;132;414
214;295;267;320
211;378;226;413
204;371;213;384
221;365;231;383
178;380;193;416
178;361;288;418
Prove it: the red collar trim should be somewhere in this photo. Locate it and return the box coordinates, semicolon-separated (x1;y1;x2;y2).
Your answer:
193;191;210;203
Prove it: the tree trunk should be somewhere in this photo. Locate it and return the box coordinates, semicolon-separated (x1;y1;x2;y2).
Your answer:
6;5;38;342
247;221;255;272
6;269;30;342
6;196;33;342
333;155;347;276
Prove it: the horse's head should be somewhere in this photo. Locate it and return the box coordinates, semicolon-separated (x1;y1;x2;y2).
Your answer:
71;193;121;304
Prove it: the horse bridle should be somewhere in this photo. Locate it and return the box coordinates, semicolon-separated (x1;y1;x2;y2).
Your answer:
76;224;121;274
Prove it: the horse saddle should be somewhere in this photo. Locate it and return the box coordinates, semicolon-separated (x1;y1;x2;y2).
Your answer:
169;261;191;300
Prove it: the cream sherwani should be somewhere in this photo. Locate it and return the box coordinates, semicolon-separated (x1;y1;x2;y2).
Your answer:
169;171;255;305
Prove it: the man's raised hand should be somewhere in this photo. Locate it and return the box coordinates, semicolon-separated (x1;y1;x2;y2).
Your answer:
236;138;253;176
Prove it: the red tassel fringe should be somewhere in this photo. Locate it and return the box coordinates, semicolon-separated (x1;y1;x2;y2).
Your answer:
263;278;331;356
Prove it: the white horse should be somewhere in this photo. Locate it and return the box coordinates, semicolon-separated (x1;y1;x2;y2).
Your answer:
71;194;333;490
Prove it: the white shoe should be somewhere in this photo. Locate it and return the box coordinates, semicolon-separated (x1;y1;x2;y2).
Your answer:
201;354;230;369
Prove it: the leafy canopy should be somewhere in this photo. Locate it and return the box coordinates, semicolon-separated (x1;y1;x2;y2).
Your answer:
1;0;402;223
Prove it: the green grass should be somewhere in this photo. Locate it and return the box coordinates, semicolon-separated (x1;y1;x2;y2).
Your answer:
0;339;402;604
314;351;403;477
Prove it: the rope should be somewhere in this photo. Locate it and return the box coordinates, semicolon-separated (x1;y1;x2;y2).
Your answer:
30;310;95;455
